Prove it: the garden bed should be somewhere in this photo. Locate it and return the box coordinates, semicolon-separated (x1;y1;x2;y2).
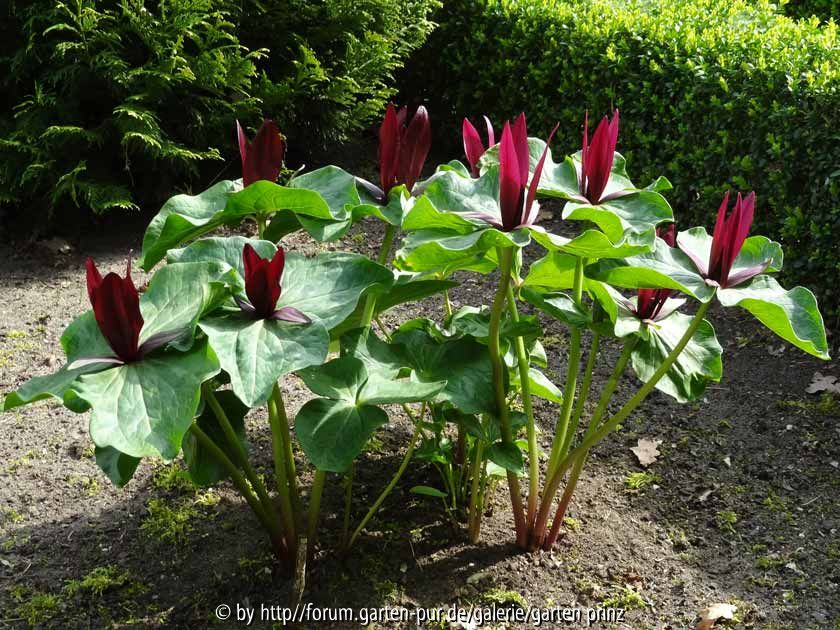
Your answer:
1;210;837;629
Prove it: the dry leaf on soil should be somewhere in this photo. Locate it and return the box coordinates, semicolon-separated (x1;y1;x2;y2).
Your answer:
806;372;840;395
696;603;737;630
630;438;662;467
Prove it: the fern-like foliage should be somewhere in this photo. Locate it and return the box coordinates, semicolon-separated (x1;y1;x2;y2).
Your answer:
0;0;439;224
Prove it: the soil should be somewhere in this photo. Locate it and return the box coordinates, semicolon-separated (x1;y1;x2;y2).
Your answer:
1;198;838;630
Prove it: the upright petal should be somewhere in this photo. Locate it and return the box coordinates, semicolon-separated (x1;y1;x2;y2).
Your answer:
379;104;400;195
580;111;590;194
658;223;676;247
398;105;431;192
522;123;559;227
511;113;530;185
498;122;523;231
236;119;249;175
463;118;485;177
725;191;755;278
484;115;495;147
244;120;285;187
91;272;143;362
86;258;103;303
242;244;285;319
708;192;731;282
584;113;618;204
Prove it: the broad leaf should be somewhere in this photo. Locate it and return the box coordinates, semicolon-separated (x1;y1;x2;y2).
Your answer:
487;441;525;474
77;340;221;460
718;275;829;359
586;236;715;302
295;353;444;472
182;390;249;486
630;311;722;403
200;314;329;407
94;446;141;487
139;180;238;270
392;325;496;415
4;313;117;412
521;287;591;328
139;261;230;348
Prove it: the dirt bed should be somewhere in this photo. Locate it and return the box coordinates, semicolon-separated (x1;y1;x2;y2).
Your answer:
0;213;838;630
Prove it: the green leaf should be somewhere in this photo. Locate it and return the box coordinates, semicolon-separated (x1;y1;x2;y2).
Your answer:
524;367;563;403
139;180;238;270
397;226;529;275
3;312;112;411
630;311;722;403
410;485;449;499
94;446;141;487
295;349;444;472
718;275;829;359
295;398;388;473
392;326;496;415
139;261;230;348
167;236;276;281
586;237;715;301
200;314;330;408
487;441;525;474
182;390;249;486
521;287;591;328
529;225;656;259
278;252;393;330
76;340;221;460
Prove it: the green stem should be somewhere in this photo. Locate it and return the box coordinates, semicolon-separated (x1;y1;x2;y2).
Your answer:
542;338;636;549
188;424;286;557
443;290;453;318
546;257;586;479
272;384;301;522
266;387;299;550
307;470;327;557
559;333;601;458
360;223;397;328
506;284;540;531
203;385;283;537
348;420;423;548
467;434;487;542
532;300;713;547
256;215;267;239
489;246;527;547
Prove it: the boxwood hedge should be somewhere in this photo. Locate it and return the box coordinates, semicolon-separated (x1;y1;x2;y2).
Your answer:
403;0;840;315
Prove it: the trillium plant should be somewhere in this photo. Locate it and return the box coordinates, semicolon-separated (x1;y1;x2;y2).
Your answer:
5;102;828;579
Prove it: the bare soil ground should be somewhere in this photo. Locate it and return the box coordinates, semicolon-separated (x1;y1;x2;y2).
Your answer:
0;209;838;630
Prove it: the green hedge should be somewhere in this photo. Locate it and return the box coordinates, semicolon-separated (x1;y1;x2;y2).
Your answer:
0;0;438;221
784;0;838;21
401;0;840;314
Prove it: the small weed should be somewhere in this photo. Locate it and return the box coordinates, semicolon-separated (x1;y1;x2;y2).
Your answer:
624;471;659;492
141;498;197;544
601;585;646;610
195;490;220;507
755;554;787;570
12;587;60;626
64;565;132;598
482;587;528;609
152;463;195;494
6;450;38;473
563;516;581;533
3;507;23;524
666;527;690;550
716;510;738;534
374;579;401;604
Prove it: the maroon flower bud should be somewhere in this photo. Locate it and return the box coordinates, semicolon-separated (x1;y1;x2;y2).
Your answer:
237;119;285;187
238;244;310;323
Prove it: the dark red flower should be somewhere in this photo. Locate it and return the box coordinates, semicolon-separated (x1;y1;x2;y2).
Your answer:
237;119;285;187
634;224;679;321
463;116;495;177
678;191;765;288
238;244;310;323
378;103;431;198
495;114;557;231
579;109;619;204
79;257;182;368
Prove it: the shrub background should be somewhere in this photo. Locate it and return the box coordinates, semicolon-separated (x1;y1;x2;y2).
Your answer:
0;0;438;223
401;0;840;315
